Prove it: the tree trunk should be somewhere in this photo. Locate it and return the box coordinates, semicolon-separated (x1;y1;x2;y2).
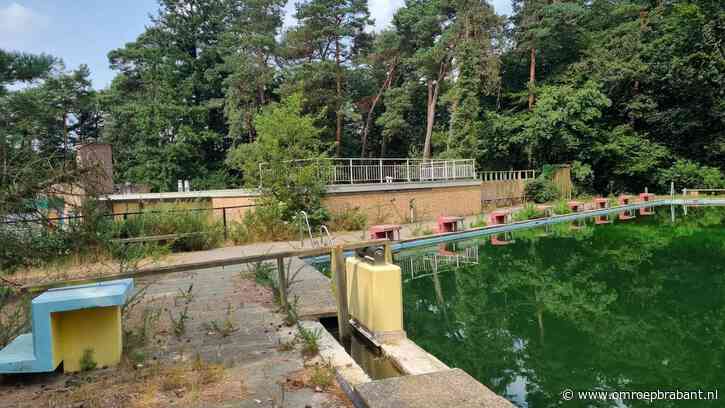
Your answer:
528;47;537;111
63;111;69;169
423;80;437;160
424;62;447;160
381;133;387;157
362;60;397;157
335;36;343;157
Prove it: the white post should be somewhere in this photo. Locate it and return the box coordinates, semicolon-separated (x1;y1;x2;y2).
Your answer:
406;159;411;182
258;164;263;188
380;159;384;183
350;159;354;184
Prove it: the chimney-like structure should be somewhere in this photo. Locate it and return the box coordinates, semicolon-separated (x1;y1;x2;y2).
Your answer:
76;143;114;195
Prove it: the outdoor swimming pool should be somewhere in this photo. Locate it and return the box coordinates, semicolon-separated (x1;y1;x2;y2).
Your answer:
400;205;725;407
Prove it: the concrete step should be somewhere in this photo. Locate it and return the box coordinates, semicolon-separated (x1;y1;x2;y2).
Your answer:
0;333;39;373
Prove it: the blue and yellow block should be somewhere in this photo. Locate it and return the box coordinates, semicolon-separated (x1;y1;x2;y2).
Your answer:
0;279;134;374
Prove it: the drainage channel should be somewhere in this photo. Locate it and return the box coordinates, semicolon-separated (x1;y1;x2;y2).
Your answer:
319;316;401;381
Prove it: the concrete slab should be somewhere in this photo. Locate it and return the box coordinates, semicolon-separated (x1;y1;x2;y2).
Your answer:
356;368;513;408
380;339;448;376
286;257;336;319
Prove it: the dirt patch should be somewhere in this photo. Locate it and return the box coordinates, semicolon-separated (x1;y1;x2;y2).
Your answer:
285;364;354;408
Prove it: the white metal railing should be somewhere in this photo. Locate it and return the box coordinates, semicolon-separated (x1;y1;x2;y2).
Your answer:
481;170;537;182
259;158;477;187
682;189;725;196
399;246;480;281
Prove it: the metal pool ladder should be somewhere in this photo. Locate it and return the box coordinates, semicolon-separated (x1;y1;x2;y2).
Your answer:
320;225;334;247
298;211;315;247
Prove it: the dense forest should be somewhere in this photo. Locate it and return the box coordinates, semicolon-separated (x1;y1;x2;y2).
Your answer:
1;0;724;196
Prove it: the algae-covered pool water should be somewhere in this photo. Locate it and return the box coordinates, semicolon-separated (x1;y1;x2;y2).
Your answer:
399;205;725;407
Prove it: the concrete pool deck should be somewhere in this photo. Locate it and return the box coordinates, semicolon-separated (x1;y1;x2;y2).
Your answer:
14;198;724;406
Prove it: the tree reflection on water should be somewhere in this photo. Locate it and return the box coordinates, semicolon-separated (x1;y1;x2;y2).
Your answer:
399;206;725;407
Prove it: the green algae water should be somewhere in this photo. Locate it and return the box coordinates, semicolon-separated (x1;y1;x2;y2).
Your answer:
397;205;725;407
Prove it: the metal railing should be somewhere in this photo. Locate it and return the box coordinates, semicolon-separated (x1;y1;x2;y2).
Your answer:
481;170;537;182
260;158;477;186
399;246;479;282
1;204;257;241
682;189;725;197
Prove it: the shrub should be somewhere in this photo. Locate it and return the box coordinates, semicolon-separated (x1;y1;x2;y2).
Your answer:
296;325;323;356
411;223;434;237
512;203;547;221
111;203;223;252
658;160;725;190
328;206;368;231
230;198;296;244
225;94;330;226
524;177;560;203
0;288;30;348
470;214;487;228
309;362;335;389
552;200;571;215
80;348;97;371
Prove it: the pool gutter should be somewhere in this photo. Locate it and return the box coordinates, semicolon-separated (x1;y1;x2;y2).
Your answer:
306;199;725;264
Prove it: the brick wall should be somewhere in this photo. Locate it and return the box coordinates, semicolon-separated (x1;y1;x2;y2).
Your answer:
210;196;257;223
105;183;488;227
323;184;482;224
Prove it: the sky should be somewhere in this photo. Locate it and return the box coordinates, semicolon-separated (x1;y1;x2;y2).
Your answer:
0;0;513;90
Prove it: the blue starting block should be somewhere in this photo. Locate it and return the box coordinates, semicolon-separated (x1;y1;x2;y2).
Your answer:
0;279;134;374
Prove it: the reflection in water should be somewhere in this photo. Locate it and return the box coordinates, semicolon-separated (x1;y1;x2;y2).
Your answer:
398;206;725;408
348;333;401;380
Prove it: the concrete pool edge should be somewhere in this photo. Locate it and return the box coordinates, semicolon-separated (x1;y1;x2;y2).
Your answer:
300;198;725;407
305;199;725;264
299;320;515;407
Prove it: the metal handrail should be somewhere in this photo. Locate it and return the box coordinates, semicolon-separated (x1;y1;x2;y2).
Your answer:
297;211;315;248
319;225;334;247
259;158;477;186
480;170;537;182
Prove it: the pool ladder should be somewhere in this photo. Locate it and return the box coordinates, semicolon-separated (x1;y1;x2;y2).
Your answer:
297;211;334;248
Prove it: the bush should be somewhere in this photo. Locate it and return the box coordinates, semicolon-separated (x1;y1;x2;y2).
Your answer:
0;288;30;348
80;348;97;371
524;177;560;203
230;198;296;244
0;200;114;272
552;200;572;215
111;203;223;252
658;160;725;190
328;206;367;231
512;203;547;221
470;214;487;228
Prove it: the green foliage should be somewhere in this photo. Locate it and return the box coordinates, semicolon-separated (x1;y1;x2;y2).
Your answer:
309;361;335;388
512;203;547;221
552;200;572;216
229;198;297;244
80;348;97;372
248;260;276;288
296;325;323;356
329;206;368;231
226;94;330;225
411;223;435;237
525;178;560;203
4;0;725;225
0;288;30;348
470;215;487;229
0;50;55;94
658;160;725;190
111;203;223;252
